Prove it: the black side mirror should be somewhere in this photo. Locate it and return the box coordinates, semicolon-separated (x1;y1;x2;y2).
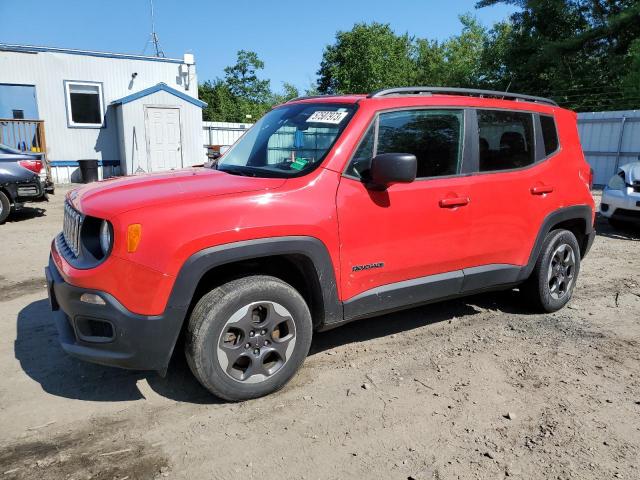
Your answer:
368;153;417;188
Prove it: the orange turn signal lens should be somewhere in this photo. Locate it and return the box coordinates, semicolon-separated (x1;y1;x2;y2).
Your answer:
127;224;142;253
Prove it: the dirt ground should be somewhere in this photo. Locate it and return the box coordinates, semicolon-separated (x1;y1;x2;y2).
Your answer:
0;187;638;480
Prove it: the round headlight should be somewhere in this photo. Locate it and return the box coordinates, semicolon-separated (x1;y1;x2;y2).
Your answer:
99;220;112;255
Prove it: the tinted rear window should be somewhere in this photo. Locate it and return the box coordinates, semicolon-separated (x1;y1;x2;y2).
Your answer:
478;110;535;172
540;115;559;156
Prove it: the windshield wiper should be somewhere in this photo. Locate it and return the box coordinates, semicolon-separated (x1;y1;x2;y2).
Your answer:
219;167;257;177
217;165;284;178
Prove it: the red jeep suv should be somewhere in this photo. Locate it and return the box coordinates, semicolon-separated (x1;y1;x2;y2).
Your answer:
46;87;596;401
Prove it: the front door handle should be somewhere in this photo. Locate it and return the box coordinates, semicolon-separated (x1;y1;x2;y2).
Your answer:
531;185;554;195
439;196;470;208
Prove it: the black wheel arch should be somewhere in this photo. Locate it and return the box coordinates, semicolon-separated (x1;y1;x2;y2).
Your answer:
167;236;342;331
0;185;16;204
518;204;594;282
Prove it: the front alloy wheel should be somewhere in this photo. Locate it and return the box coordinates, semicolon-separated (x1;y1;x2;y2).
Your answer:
217;301;297;383
185;276;312;401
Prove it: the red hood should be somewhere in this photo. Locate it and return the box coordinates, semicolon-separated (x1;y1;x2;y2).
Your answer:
68;168;286;218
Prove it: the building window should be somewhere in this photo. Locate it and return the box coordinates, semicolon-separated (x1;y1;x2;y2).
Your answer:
12;109;25;120
64;81;104;127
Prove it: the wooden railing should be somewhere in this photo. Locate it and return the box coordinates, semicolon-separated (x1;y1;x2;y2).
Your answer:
0;118;51;180
0;118;47;154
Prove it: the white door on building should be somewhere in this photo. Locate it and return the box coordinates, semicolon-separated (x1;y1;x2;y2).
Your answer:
145;106;182;171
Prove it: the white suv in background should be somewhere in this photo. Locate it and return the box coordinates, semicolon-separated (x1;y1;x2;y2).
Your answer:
600;161;640;228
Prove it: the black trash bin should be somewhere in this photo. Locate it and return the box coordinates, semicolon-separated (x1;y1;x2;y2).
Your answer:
78;159;99;183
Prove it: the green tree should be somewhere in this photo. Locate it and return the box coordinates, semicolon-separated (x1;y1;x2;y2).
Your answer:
224;50;272;104
414;38;446;85
199;79;240;123
269;82;300;104
622;39;640;98
317;23;416;94
478;21;513;89
476;0;640;110
440;15;489;87
415;15;509;89
200;50;291;122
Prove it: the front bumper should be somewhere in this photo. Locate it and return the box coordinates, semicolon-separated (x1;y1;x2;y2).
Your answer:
601;188;640;222
45;256;186;372
15;178;47;203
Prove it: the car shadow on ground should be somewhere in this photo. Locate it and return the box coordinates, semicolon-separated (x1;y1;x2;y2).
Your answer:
15;290;530;405
594;214;640;241
311;289;529;354
15;299;217;405
7;206;47;223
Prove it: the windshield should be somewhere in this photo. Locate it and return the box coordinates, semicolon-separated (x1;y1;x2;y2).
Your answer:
216;103;357;178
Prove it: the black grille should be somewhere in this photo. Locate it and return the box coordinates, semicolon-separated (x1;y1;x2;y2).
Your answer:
63;201;83;257
633;182;640;193
75;317;114;342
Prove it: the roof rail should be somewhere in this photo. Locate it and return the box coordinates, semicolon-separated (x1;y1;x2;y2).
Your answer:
286;94;354;103
368;87;558;107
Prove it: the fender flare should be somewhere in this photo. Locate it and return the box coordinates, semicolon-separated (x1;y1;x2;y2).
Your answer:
517;204;594;281
154;236;342;373
166;236;342;324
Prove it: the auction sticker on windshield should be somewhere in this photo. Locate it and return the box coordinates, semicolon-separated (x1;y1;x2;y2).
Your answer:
306;110;349;124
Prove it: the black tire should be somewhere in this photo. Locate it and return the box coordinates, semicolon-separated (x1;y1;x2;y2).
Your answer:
185;275;313;401
0;191;11;224
521;229;581;313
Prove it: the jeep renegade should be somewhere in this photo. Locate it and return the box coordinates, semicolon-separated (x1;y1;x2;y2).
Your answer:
46;87;596;401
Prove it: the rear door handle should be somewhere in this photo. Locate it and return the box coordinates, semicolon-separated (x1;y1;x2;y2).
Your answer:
439;197;470;208
530;185;554;195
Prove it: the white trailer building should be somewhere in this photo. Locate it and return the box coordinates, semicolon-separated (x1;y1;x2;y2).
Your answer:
0;43;207;183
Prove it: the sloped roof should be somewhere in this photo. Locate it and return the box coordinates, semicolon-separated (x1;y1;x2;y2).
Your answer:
0;43;184;64
111;83;207;108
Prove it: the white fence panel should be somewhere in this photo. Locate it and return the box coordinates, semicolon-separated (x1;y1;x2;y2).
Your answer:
202;121;252;153
578;110;640;185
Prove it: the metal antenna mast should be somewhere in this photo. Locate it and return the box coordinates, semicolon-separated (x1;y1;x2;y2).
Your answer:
144;0;165;57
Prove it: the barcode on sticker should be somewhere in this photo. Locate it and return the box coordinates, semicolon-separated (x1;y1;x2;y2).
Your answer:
306;111;349;124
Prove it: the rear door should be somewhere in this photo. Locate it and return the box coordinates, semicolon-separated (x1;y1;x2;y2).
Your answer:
336;108;475;305
465;109;556;273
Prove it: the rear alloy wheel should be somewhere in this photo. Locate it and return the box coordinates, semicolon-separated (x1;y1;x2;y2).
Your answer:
522;229;581;312
185;275;312;401
547;243;576;300
0;191;11;224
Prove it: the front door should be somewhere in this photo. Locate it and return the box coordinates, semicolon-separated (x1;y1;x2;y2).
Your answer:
337;108;474;307
145;106;182;172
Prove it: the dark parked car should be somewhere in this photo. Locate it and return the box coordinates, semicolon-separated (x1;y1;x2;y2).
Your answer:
0;147;49;223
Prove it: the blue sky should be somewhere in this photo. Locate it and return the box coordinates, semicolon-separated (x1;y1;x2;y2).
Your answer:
0;0;517;93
